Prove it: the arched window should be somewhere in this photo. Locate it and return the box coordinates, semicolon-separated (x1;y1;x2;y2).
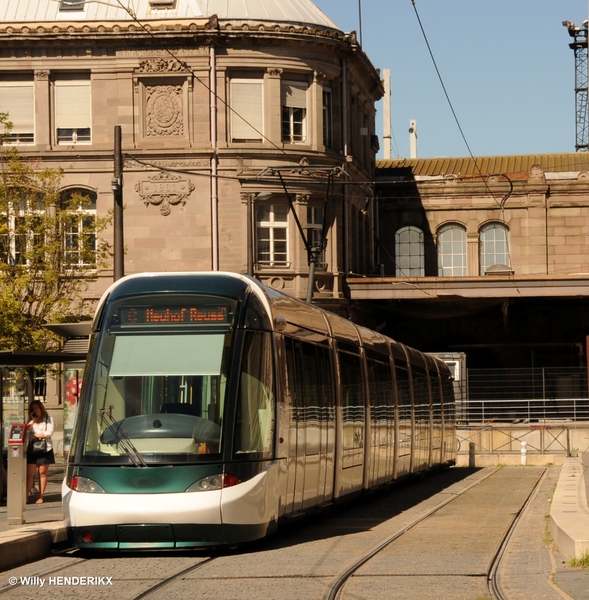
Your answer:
61;188;97;268
480;222;510;275
395;226;424;276
437;224;466;276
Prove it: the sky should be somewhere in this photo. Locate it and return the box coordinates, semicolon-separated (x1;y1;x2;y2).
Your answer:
312;0;589;159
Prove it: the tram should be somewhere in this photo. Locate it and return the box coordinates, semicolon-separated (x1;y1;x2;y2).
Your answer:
63;272;456;549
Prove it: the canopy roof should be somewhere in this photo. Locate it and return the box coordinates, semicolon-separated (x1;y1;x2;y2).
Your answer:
0;351;86;367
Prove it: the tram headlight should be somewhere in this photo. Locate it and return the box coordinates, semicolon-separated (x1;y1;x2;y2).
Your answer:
68;475;106;494
185;473;241;492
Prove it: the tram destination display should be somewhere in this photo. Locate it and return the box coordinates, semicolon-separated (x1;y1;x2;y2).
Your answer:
118;304;231;325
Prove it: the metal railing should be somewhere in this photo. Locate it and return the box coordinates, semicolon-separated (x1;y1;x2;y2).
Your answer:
457;367;589;424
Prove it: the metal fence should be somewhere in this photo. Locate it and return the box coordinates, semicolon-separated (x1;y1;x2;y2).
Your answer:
456;367;589;424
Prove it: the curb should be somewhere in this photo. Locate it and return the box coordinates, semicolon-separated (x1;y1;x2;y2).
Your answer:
0;522;68;572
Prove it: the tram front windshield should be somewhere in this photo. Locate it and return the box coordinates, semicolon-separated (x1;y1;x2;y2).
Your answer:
74;295;236;465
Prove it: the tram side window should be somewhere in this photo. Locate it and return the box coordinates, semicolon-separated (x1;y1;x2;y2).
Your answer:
396;364;411;455
235;331;275;456
338;350;365;449
367;358;394;420
285;337;335;423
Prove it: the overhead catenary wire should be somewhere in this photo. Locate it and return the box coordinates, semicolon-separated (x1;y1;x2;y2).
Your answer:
410;0;503;209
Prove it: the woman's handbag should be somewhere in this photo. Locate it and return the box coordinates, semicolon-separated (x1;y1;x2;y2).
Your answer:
30;437;47;453
29;417;48;453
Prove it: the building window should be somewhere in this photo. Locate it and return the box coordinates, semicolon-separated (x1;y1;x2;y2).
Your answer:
307;206;326;267
62;189;97;268
395;226;424;276
256;204;289;268
0;80;34;144
322;89;333;148
54;77;91;144
59;0;86;10
437;224;466;276
230;79;263;143
281;81;307;144
480;222;510;275
0;197;44;267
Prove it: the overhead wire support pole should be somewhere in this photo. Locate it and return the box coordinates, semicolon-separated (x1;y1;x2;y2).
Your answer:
112;125;124;281
564;20;589;151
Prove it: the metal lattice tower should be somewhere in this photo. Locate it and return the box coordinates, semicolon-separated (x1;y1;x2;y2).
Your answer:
564;20;589;151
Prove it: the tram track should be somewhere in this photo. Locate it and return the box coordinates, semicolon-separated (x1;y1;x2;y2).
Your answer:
487;468;549;600
0;466;554;600
324;466;547;600
130;557;218;600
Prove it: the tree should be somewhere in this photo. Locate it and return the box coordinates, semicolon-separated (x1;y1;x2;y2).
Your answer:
0;113;111;352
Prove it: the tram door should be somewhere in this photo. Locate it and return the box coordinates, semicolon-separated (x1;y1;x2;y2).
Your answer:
284;337;335;513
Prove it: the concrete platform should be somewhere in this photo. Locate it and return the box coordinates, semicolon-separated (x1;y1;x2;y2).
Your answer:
0;462;67;572
551;455;589;562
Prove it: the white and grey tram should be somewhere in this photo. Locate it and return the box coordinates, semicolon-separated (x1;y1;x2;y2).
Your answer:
63;272;456;549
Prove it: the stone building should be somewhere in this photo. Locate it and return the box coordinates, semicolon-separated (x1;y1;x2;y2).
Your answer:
0;0;382;307
350;154;589;370
0;0;382;419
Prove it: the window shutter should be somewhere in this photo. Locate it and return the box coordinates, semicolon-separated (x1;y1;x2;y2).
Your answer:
230;80;263;142
55;80;91;130
282;82;307;109
0;82;34;135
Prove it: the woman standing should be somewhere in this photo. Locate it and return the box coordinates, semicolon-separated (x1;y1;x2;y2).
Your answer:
26;400;55;504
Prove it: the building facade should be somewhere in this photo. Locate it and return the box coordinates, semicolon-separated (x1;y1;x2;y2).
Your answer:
0;0;382;307
0;0;383;423
350;154;589;370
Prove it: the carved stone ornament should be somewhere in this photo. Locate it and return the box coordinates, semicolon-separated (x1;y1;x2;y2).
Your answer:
145;85;184;137
528;164;545;181
135;171;195;216
34;70;49;80
136;58;189;73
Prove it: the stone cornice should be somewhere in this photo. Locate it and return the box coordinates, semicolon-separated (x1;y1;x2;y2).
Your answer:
0;16;345;42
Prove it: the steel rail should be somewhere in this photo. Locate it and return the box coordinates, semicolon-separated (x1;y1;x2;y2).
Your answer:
323;466;503;600
487;468;548;600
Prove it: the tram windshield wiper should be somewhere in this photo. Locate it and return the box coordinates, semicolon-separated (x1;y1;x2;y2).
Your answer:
98;408;147;467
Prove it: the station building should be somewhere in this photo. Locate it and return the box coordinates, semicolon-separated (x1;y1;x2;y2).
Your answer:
358;154;589;374
2;0;589;429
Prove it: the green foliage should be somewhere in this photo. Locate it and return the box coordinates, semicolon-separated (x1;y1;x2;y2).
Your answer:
569;551;589;568
0;114;111;351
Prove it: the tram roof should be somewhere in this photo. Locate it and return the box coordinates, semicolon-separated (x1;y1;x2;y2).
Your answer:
95;273;450;372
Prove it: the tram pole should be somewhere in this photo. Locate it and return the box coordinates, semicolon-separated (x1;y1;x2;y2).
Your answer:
113;126;124;281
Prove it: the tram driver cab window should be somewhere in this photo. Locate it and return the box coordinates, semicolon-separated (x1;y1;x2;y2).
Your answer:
84;329;229;462
234;331;275;457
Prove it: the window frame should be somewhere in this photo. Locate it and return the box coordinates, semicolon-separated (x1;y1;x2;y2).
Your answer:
53;77;92;145
479;222;511;275
322;88;333;149
256;203;290;269
1;198;44;267
61;188;98;269
395;225;424;277
229;78;264;143
306;205;326;268
0;80;35;145
437;223;467;277
281;80;308;145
